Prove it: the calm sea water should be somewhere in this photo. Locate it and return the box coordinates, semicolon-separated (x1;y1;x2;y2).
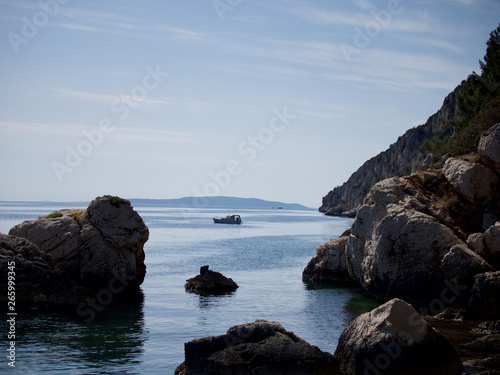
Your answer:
0;201;379;374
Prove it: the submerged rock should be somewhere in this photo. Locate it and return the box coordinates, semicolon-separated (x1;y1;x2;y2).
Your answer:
334;298;463;375
185;266;238;295
176;320;339;375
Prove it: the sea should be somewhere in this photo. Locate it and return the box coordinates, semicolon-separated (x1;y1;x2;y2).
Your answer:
0;201;379;374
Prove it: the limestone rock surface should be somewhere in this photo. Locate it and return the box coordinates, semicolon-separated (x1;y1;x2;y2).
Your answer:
9;196;149;292
334;298;463;375
479;123;500;171
442;157;499;205
302;233;355;284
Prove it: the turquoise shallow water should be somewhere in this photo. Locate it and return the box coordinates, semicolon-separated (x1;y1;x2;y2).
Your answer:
0;202;379;374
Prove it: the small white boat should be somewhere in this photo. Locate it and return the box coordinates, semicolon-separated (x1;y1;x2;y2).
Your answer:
213;215;242;224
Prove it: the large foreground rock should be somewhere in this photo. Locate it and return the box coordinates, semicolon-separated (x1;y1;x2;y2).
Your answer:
306;169;495;309
9;196;149;292
176;320;339;375
334;298;463;375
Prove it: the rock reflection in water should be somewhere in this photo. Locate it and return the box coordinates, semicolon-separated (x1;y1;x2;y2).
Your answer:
3;293;146;374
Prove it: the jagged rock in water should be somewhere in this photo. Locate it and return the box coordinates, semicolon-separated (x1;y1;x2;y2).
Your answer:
185;266;238;295
302;232;356;285
334;298;463;375
9;196;149;293
175;320;340;375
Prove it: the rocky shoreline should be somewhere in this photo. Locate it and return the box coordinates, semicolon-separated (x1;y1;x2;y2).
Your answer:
301;123;500;374
1;127;498;374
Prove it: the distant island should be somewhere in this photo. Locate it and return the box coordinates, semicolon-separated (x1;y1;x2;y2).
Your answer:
129;196;313;210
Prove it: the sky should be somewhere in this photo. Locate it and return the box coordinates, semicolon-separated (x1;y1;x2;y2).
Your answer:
0;0;499;208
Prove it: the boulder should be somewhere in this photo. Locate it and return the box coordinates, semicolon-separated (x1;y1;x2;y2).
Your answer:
479;123;500;171
185;266;238;295
467;271;500;321
0;234;88;308
442;157;500;206
302;233;355;285
176;320;339;375
9;195;149;292
484;222;500;258
345;176;492;308
467;232;488;258
334;298;463;375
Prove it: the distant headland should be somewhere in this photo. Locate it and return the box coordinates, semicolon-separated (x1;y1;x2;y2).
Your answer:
129;196;313;211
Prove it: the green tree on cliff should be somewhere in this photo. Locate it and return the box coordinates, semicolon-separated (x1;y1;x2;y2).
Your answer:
458;23;500;118
480;24;500;81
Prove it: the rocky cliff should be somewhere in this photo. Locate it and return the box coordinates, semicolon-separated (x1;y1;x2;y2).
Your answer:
320;85;462;217
305;124;500;312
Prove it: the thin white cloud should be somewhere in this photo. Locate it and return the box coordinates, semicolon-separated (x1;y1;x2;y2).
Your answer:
39;86;169;106
0;121;201;144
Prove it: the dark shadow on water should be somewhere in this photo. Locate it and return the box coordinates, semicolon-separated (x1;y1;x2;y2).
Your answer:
1;290;147;373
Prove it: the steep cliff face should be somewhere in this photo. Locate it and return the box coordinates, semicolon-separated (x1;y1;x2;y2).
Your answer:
320;85;462;217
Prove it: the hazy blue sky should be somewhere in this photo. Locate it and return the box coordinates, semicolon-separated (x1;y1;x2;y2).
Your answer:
0;0;499;207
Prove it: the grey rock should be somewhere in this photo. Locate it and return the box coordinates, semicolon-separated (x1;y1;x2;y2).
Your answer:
185;266;238;295
306;171;494;309
467;232;488;257
442;157;500;205
346;176;492;308
479;123;500;171
484;222;500;258
9;196;149;291
177;320;340;375
302;233;355;284
334;298;463;375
